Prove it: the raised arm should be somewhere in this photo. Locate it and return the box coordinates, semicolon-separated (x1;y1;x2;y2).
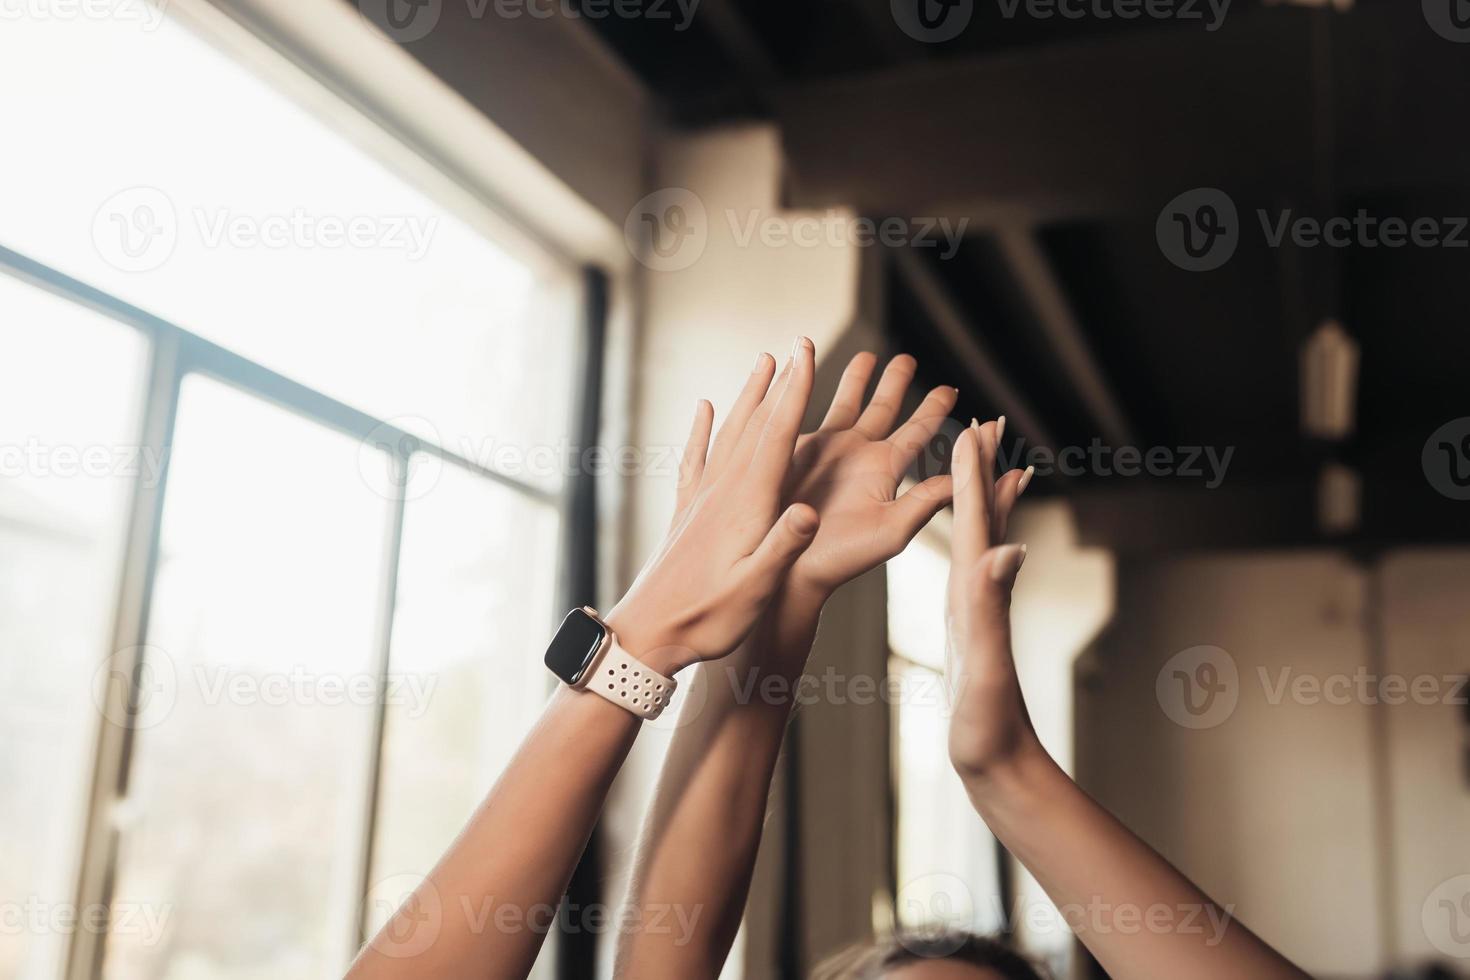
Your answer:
347;339;821;980
618;353;1011;978
944;420;1312;980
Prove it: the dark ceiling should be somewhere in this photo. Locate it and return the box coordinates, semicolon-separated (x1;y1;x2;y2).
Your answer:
570;0;1470;551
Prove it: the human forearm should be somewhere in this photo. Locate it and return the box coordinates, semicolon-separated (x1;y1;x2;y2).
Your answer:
945;421;1309;980
617;589;825;978
348;685;642;980
962;745;1312;980
620;350;961;978
352;343;823;980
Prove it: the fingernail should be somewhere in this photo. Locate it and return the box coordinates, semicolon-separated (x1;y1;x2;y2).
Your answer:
996;415;1007;443
990;544;1027;582
753;352;768;372
791;336;810;359
970;417;980;432
1018;465;1035;495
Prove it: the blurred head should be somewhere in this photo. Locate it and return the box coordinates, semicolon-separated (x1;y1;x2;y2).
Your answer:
812;933;1046;980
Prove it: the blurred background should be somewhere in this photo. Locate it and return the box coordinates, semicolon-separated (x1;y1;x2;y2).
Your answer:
2;0;1468;978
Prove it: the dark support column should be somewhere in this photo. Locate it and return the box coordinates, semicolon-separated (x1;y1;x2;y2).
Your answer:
558;267;611;979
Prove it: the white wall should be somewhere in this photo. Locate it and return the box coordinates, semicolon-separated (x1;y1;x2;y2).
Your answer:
1380;551;1470;970
1078;550;1470;979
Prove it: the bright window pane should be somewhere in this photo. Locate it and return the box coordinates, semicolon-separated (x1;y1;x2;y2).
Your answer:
0;276;147;980
889;658;1005;939
365;462;559;973
887;534;1005;939
0;14;577;476
102;377;392;980
887;532;951;672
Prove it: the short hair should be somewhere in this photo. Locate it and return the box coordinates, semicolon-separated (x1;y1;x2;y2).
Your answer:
812;932;1047;980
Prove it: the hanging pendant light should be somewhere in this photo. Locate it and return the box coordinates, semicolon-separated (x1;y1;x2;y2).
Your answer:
1300;318;1359;441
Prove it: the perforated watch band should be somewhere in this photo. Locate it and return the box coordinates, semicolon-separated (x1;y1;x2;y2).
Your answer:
585;636;677;720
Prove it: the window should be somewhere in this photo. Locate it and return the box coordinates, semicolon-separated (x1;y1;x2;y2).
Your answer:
0;279;148;980
886;528;1007;940
0;9;581;980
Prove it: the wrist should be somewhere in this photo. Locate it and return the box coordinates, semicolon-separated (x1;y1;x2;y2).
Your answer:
783;570;836;612
959;736;1057;811
751;586;827;661
601;607;691;678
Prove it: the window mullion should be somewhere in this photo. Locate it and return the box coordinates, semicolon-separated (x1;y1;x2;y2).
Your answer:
339;457;410;968
65;328;183;980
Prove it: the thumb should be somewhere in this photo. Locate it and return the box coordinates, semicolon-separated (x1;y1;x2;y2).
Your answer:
886;475;953;549
965;543;1027;629
744;503;820;591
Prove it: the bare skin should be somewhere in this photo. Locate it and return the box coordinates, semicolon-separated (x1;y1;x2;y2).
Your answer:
944;422;1312;980
617;353;1014;978
619;385;1311;979
347;340;824;980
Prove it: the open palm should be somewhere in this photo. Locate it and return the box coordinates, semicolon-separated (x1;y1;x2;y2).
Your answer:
782;353;957;598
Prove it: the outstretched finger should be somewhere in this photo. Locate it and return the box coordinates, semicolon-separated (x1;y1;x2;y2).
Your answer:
819;351;879;431
726;354;793;475
748;337;816;488
706;353;776;478
853;354;917;438
739;502;820;598
991;465;1032;544
950;426;990;570
886;475;954;552
674;399;714;518
887;385;959;478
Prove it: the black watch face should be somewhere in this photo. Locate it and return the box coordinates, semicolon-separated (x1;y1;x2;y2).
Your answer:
544;609;607;686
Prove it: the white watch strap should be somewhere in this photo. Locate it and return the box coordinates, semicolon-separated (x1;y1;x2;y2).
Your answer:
586;637;677;720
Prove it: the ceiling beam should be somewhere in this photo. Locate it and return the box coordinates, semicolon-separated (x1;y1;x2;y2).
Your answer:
778;15;1322;221
892;246;1058;449
994;225;1138;447
695;0;782;110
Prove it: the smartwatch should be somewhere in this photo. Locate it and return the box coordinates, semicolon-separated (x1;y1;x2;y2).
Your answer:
544;607;676;720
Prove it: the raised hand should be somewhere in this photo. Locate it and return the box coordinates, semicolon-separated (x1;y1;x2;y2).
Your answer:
941;422;1312;980
945;418;1034;779
778;352;958;599
605;338;823;674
